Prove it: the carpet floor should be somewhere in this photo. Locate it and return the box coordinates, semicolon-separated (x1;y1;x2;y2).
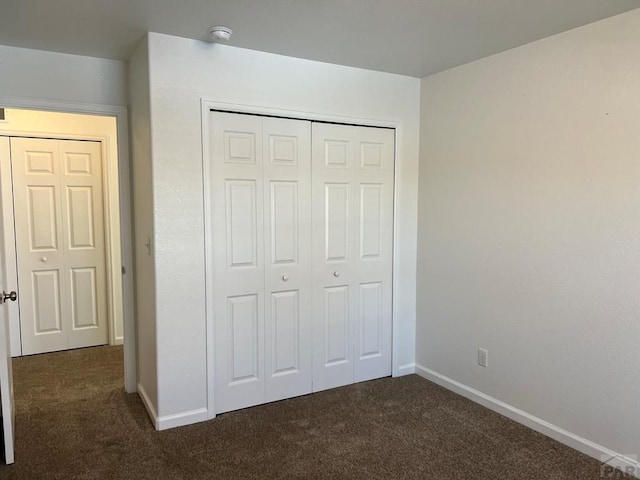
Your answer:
0;345;607;479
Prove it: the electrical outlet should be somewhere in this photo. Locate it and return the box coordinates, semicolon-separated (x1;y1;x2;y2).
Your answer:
478;348;488;368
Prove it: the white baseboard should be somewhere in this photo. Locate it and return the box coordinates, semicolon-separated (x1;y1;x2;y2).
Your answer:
395;363;416;376
137;382;158;427
415;364;640;479
156;408;209;431
138;382;209;430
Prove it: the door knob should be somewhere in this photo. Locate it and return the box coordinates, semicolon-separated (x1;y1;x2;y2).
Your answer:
333;271;340;277
282;274;289;282
0;291;17;304
40;256;47;262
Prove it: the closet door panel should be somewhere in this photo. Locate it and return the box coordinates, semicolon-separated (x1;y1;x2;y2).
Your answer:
359;282;383;359
311;123;357;392
211;112;266;413
225;180;259;268
270;290;300;374
60;140;108;350
312;124;395;391
11;138;67;354
263;117;312;403
353;127;394;382
227;293;261;383
325;183;350;262
211;113;312;412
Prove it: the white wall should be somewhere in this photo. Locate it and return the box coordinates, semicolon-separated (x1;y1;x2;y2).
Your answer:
418;8;640;459
144;32;420;423
0;44;127;106
129;37;158;415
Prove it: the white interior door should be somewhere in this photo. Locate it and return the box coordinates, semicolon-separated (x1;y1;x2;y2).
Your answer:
0;137;15;464
311;123;394;392
11;137;108;355
0;292;15;465
211;112;313;413
0;137;20;357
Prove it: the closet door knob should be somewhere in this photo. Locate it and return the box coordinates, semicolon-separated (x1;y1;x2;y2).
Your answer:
0;291;17;304
333;271;340;277
282;274;288;282
40;256;47;262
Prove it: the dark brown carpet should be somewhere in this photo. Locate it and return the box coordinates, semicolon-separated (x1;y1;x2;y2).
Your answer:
0;345;606;479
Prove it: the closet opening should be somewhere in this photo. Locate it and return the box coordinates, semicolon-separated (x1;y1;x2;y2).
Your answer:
204;108;396;416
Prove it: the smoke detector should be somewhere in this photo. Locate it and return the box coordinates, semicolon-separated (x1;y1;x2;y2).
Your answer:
208;26;232;42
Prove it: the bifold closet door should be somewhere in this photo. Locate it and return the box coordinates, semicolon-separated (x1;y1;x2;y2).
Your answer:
211;112;312;414
311;123;394;392
11;137;108;355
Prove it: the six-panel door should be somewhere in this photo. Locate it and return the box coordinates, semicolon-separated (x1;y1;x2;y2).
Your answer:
11;138;108;355
211;112;313;413
311;123;394;392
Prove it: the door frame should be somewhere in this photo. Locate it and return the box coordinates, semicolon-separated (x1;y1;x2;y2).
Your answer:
201;100;404;419
0;97;136;393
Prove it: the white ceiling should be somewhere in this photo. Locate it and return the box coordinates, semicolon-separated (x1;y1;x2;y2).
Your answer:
1;0;638;77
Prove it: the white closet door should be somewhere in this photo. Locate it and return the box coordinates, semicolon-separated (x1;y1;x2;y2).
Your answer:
352;126;394;383
311;123;394;392
262;117;313;402
211;113;266;413
211;112;313;413
311;124;357;391
60;141;108;350
11;138;108;355
12;138;67;354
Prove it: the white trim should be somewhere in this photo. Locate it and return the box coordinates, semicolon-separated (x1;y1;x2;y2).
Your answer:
137;382;158;427
390;127;403;377
201;99;404;418
0;96;136;393
0;97;125;118
395;363;415;376
201;102;217;420
156;408;209;431
415;363;640;478
0;139;20;357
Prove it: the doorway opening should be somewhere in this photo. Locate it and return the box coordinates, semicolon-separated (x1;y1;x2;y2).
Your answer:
0;106;135;464
0;108;124;357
